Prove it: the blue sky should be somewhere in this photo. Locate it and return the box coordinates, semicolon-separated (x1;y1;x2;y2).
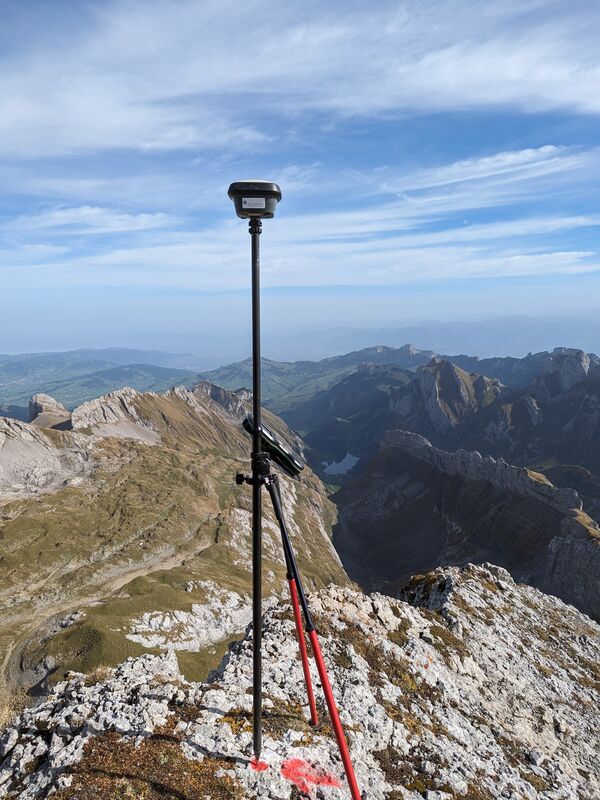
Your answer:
1;0;599;356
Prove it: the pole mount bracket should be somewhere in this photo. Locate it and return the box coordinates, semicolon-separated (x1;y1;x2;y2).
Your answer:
252;451;272;478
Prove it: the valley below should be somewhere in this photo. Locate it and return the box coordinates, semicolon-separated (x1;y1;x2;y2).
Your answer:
0;382;346;725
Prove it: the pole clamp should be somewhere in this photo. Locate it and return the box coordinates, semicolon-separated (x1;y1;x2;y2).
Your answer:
252;451;271;478
235;452;272;487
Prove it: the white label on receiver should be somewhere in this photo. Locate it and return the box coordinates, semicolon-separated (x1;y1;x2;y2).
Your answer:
242;197;266;209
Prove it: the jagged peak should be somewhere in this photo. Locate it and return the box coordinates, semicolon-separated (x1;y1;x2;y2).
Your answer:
29;392;67;412
191;380;248;418
551;346;588;357
420;356;503;387
0;415;49;441
28;393;70;429
398;343;421;355
71;387;159;443
391;358;503;433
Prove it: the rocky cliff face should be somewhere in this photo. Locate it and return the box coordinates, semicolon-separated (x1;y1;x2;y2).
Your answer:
1;564;598;799
334;428;600;620
71;387;160;443
389;353;600;480
533;347;593;396
453;346;599;389
390;359;504;435
544;514;600;620
384;430;581;515
285;348;600;492
191;380;248;418
28;394;71;430
0;417;91;497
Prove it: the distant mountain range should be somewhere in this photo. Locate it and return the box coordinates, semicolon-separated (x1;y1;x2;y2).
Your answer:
202;343;600;413
201;344;431;413
0;348;201;414
3;340;599;419
272;347;599;474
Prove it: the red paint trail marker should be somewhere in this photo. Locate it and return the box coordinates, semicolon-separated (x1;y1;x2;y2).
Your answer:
250;757;269;772
281;758;342;795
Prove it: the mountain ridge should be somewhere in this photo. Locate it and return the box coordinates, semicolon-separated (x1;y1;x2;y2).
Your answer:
333;426;600;620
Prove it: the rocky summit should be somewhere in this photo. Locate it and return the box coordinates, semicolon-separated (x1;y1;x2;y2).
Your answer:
1;564;599;799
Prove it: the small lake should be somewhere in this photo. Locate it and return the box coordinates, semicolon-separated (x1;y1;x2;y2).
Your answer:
322;452;359;475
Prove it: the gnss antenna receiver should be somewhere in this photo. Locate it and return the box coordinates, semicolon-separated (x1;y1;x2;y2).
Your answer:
228;180;362;799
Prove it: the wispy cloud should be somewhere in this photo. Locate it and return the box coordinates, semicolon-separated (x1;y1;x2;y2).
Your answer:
1;0;599;351
1;2;600;158
1;142;598;290
270;146;600;242
376;145;580;194
0;243;69;266
5;206;175;235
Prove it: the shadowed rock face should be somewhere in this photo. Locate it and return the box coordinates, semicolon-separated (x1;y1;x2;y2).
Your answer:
28;394;71;430
333;429;600;620
1;564;598;799
388;354;600;470
284;363;413;473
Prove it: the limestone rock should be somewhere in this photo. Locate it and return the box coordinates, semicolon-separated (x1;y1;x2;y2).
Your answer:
71;387;159;443
391;359;503;434
1;565;598;799
547;347;591;393
383;429;582;514
335;429;600;621
192;380;248;418
28;394;71;430
126;581;253;651
0;417;90;497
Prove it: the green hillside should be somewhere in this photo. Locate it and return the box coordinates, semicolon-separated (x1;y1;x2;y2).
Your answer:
0;356;196;410
201;345;433;412
0;385;346;722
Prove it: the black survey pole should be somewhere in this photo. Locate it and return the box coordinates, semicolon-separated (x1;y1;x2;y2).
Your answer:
250;216;263;761
227;180;282;765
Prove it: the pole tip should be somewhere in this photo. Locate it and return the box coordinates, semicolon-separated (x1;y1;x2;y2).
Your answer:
250;756;269;772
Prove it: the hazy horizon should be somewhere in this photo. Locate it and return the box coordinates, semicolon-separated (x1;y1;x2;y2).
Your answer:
3;312;600;369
